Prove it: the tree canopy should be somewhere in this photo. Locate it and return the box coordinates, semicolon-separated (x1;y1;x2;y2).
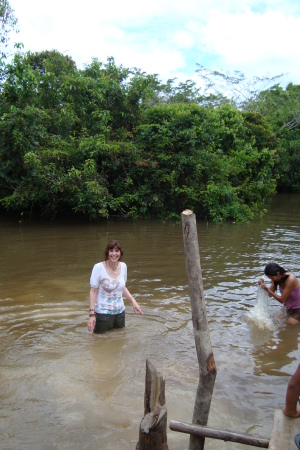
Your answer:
0;0;18;60
0;46;299;222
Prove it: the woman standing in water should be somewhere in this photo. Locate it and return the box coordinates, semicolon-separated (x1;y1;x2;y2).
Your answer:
88;240;143;334
259;262;300;325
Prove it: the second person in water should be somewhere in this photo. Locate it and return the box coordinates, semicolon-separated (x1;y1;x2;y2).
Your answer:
259;262;300;325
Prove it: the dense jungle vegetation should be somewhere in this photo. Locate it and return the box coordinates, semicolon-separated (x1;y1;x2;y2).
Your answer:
0;3;300;222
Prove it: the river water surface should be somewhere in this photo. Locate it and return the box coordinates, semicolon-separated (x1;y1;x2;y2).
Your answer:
1;194;300;450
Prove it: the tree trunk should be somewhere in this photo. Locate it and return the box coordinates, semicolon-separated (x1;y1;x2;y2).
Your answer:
181;210;217;450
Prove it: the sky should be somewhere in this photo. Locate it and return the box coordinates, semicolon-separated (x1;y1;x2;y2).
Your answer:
7;0;300;90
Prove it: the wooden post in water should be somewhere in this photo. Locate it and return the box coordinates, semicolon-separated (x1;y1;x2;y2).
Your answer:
136;359;168;450
181;209;217;450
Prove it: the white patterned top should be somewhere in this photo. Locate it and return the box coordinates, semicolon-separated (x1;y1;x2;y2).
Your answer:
90;262;127;314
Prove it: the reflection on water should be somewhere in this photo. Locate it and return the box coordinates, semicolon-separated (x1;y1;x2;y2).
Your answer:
250;326;300;377
1;194;300;449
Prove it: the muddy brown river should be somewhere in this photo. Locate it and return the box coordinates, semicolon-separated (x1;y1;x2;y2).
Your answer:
1;194;300;449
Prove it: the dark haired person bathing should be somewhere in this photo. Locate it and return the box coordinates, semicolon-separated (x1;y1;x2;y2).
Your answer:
258;262;300;326
88;240;143;334
259;262;300;433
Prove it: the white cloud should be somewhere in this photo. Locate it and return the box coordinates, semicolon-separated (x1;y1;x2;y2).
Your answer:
7;0;300;87
203;9;300;61
198;8;300;84
172;30;195;49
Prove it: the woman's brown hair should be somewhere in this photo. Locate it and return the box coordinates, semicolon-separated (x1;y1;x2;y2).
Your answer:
104;240;124;261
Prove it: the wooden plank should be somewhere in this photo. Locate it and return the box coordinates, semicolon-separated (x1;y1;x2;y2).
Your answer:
268;409;300;450
169;420;269;447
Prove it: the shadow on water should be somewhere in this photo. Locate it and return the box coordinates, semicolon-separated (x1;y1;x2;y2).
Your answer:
1;193;300;449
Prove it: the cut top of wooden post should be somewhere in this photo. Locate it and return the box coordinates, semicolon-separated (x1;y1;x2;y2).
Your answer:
144;359;165;416
182;209;194;215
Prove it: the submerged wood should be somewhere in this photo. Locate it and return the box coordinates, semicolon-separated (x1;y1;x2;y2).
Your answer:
136;359;168;450
169;421;269;448
181;210;217;450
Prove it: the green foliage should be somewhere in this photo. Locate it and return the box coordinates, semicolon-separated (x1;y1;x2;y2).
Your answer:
0;50;292;222
1;146;111;219
0;0;18;61
254;83;300;192
133;103;277;221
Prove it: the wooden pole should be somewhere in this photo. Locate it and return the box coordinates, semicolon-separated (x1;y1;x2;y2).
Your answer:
136;359;168;450
169;421;269;448
181;209;217;450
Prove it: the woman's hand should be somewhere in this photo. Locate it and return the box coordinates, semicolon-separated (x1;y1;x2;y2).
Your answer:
123;287;144;315
258;278;269;292
88;316;96;332
131;298;144;315
261;283;269;292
